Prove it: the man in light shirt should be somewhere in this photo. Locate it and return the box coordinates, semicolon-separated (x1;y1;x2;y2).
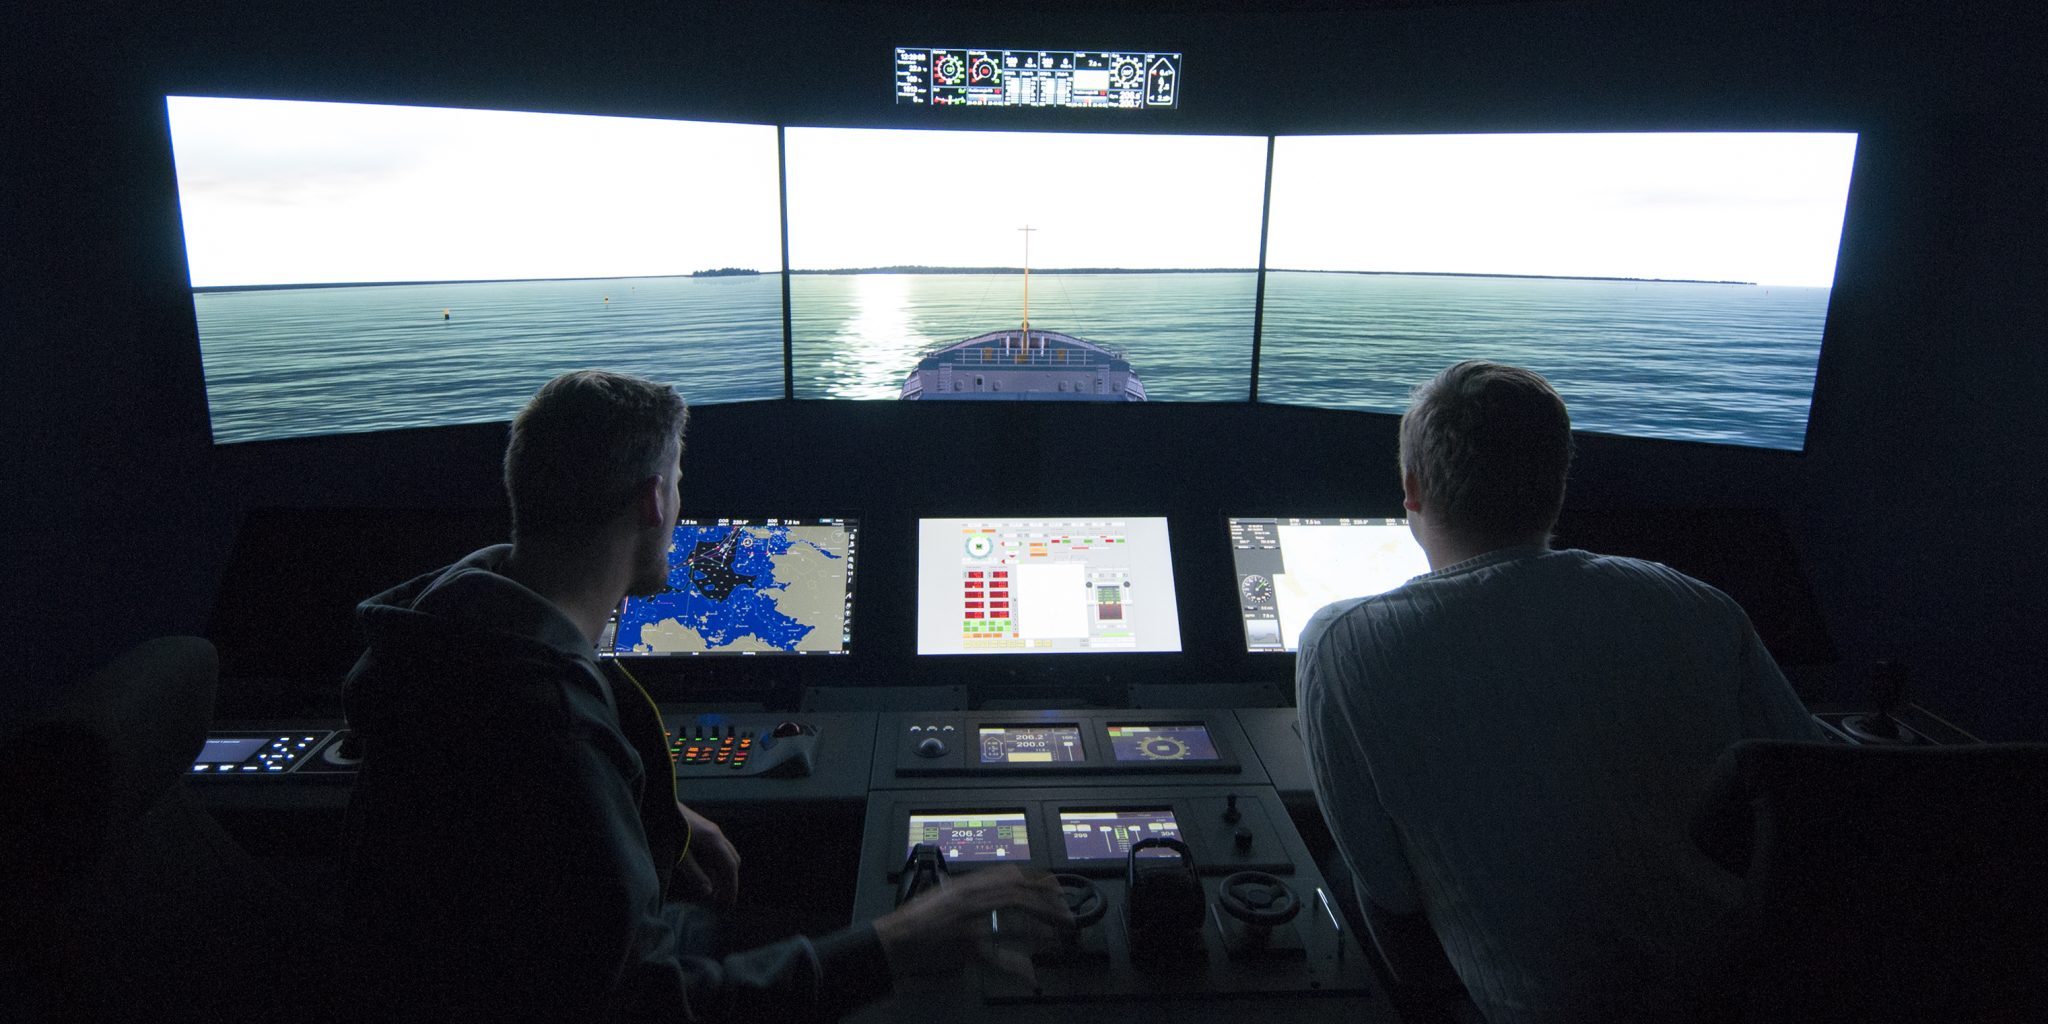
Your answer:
1297;361;1823;1024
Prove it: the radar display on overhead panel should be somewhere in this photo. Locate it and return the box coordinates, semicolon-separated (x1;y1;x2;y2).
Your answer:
894;48;1181;108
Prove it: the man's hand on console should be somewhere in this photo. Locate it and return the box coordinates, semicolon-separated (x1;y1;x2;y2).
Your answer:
872;866;1073;984
674;802;741;908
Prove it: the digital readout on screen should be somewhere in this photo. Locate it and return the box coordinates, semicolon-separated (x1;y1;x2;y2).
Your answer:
907;812;1032;862
1106;724;1220;762
1059;810;1182;859
978;726;1084;764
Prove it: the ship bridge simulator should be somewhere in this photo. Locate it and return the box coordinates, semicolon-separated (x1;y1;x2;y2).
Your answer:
38;4;2032;1022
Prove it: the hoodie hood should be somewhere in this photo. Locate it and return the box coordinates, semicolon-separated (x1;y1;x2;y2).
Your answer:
344;544;609;739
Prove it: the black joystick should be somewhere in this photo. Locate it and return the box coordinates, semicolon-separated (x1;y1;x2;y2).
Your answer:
1125;837;1206;969
324;732;365;766
1843;659;1912;744
1218;871;1301;928
915;736;949;758
1223;793;1242;824
772;720;807;738
896;843;949;907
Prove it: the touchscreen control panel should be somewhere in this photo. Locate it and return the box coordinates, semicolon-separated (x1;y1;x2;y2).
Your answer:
894;712;1241;777
906;811;1031;863
1060;809;1181;859
190;732;334;775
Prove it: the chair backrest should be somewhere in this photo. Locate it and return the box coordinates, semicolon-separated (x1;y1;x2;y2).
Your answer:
0;637;315;1023
1692;739;2048;1024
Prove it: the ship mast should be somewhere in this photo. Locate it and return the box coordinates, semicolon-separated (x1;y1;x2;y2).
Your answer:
1018;224;1035;348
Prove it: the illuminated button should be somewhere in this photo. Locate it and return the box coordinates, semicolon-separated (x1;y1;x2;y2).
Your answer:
942;725;955;732
909;725;922;733
193;765;209;772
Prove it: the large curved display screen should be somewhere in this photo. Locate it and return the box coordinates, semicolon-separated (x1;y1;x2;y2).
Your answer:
784;127;1267;403
1261;132;1857;450
167;96;785;444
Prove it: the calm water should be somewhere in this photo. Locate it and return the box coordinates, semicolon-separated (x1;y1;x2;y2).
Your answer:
194;270;1827;449
192;275;783;444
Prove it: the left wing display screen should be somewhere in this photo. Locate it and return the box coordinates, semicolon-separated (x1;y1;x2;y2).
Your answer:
907;812;1032;862
606;517;857;656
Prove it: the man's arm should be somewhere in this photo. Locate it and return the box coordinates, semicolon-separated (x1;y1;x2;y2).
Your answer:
1733;613;1830;741
1296;606;1423;916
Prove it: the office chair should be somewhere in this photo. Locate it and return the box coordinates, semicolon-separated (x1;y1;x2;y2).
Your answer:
0;637;320;1024
1692;738;2048;1024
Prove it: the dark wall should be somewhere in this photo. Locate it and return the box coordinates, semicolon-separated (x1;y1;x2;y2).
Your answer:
3;1;2041;737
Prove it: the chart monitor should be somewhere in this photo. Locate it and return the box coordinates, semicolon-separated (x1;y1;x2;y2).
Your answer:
907;812;1032;863
1060;809;1183;859
604;517;857;656
1229;517;1429;652
916;517;1182;654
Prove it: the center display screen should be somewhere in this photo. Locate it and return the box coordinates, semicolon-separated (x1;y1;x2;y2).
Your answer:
979;726;1084;764
1107;724;1219;762
604;517;857;657
907;812;1032;863
915;517;1182;654
1059;810;1183;859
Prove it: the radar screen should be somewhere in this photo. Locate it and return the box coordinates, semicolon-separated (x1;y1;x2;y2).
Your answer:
1107;724;1219;762
895;47;1181;108
604;517;857;656
1228;517;1429;653
1060;810;1183;859
979;725;1084;764
916;517;1182;654
907;812;1032;863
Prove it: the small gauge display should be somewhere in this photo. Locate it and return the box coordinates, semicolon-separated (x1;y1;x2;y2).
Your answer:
1240;574;1273;604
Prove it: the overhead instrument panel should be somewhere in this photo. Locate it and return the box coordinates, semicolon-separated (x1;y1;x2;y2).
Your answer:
895;48;1182;108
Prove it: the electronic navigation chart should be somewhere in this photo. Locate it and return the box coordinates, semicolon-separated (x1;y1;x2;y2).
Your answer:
606;517;858;656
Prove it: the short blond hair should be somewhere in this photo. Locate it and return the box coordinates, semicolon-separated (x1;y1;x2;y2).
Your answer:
1398;361;1574;543
504;371;688;542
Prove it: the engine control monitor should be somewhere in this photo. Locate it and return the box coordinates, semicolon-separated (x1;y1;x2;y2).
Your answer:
1060;809;1182;859
907;812;1032;862
895;47;1182;108
1107;724;1219;762
979;725;1084;764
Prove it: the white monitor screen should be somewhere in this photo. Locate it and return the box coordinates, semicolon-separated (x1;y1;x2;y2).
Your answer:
1228;517;1431;652
917;517;1182;654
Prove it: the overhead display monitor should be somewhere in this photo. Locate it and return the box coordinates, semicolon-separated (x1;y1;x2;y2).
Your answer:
603;517;857;657
894;48;1182;108
784;128;1266;403
916;517;1182;655
1260;132;1859;450
1106;724;1218;762
1059;810;1183;859
979;725;1085;764
907;812;1032;863
1229;517;1430;652
166;96;784;444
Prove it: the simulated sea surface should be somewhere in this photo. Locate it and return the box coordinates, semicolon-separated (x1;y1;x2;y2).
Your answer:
192;269;1829;450
191;274;784;444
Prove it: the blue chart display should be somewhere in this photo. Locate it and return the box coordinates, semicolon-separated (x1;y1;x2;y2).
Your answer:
1060;810;1183;860
609;518;857;656
1107;724;1219;762
908;813;1031;862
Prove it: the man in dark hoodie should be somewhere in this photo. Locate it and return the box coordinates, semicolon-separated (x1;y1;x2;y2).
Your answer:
340;369;1069;1022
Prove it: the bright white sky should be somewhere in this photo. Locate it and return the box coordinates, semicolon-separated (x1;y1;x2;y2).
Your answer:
167;97;782;287
784;128;1269;270
1267;133;1857;287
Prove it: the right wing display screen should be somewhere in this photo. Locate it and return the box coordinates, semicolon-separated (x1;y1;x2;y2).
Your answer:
1229;517;1430;652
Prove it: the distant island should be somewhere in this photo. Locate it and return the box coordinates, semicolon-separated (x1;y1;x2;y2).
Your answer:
1268;268;1758;287
690;267;762;277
